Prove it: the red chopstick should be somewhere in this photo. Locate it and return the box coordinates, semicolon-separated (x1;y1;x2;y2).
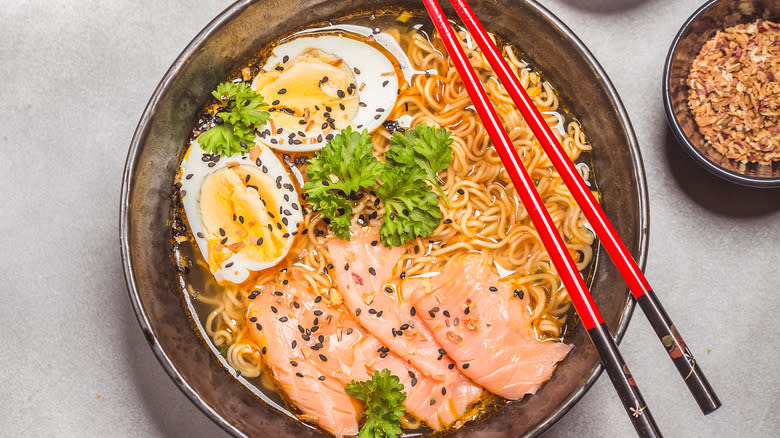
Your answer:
449;0;720;416
420;0;661;436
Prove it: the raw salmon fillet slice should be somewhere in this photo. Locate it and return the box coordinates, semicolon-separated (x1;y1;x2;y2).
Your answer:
327;228;483;413
404;255;572;400
247;274;483;431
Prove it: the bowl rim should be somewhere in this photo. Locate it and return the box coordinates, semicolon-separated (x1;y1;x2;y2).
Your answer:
662;0;780;188
120;0;649;436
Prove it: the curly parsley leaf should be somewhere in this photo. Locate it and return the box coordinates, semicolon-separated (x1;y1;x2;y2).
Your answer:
304;127;384;240
197;81;269;156
376;165;442;248
386;123;453;203
345;369;407;438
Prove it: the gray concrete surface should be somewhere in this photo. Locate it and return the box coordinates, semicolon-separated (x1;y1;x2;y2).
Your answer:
1;0;778;437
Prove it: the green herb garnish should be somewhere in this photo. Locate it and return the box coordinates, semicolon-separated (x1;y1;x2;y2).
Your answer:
386;123;453;204
304;127;384;240
304;124;453;247
345;369;407;438
198;81;270;156
376;165;442;247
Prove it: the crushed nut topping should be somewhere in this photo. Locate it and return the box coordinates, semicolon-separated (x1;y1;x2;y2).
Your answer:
687;19;779;164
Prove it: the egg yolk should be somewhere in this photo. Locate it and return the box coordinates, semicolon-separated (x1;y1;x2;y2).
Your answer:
254;48;359;143
199;164;288;281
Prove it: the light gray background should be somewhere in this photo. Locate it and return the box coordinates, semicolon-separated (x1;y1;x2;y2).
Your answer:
1;0;778;437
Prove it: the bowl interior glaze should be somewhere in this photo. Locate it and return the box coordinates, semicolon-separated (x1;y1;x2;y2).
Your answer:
663;0;780;187
121;0;649;436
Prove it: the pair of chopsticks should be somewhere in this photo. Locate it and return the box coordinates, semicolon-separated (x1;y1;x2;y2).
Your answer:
420;0;721;436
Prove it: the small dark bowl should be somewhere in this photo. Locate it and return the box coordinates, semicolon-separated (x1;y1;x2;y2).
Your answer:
121;0;649;436
663;0;780;188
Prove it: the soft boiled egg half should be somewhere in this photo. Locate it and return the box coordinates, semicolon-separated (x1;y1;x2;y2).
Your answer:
178;142;303;284
252;33;404;152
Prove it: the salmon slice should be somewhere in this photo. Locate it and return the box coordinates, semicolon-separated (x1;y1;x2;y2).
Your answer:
247;283;360;437
248;274;482;431
404;255;572;400
327;227;483;423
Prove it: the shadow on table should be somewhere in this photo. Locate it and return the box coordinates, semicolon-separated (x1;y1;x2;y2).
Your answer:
122;303;229;438
663;127;780;217
558;0;654;13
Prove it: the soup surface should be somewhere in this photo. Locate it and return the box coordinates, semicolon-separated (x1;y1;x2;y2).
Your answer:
171;8;598;437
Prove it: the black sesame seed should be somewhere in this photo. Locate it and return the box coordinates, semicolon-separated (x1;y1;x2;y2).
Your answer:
443;218;453;224
344;263;350;271
464;307;471;315
314;296;322;303
220;237;228;244
255;322;263;331
318;376;326;381
249;316;257;322
448;363;455;369
463;363;470;369
262;346;267;355
256;238;263;245
410;307;416;316
489;286;498;292
411;378;418;387
278;88;287;94
313;310;323;316
337;89;345;98
438;348;447;355
279;316;288;322
274;290;283;296
385;286;393;293
368;308;377;315
293;301;300;309
270;306;278;313
355;308;362;317
443;310;451;318
219;228;226;236
400;324;409;330
457;188;465;195
291;340;297;349
319;354;328;362
441;387;447;395
224;262;234;268
346;328;354;335
248;290;260;299
272;99;280;105
290;360;298;367
298;325;305;333
296;372;303;378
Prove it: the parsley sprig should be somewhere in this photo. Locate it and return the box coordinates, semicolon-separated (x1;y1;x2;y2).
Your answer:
377;165;442;248
345;369;407;438
304;123;453;246
386;124;453;204
197;81;270;156
303;127;384;240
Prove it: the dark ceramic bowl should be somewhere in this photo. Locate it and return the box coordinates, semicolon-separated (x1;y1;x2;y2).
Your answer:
663;0;780;188
121;0;649;436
